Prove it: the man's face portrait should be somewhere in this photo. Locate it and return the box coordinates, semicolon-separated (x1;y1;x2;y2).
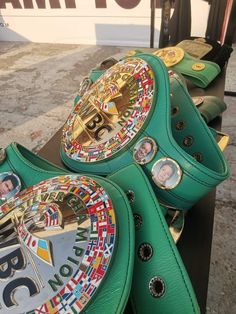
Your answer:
133;137;157;165
152;158;182;189
0;172;21;200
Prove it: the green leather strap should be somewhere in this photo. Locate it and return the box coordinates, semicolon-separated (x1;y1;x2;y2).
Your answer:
108;164;199;314
0;142;134;314
171;51;221;88
60;53;229;211
191;95;227;123
154;47;221;88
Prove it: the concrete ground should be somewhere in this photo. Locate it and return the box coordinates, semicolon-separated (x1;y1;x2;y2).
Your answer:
0;42;235;314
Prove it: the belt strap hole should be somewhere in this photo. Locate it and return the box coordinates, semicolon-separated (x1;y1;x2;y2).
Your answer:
133;213;142;230
171;106;179;116
138;243;153;261
192;152;204;162
126;190;135;203
183;135;194;147
149;277;165;298
175;121;186;130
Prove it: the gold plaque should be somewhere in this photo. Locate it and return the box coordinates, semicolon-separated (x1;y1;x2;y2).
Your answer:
153;47;184;67
192;63;205;71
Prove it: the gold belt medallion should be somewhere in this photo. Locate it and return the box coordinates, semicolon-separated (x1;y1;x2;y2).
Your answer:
62;58;155;162
153;47;185;67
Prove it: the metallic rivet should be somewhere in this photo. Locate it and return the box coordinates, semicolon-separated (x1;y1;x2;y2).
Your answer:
0;148;6;164
149;277;165;298
138;243;153;261
175;121;186;130
183;136;194;147
133;213;142;229
192;152;203;162
171;106;179;116
126;190;135;203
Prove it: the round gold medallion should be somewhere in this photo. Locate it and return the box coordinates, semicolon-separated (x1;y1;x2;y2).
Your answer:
153;47;184;67
191;63;205;71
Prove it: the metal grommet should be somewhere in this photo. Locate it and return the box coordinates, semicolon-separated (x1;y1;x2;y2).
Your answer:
133;213;142;230
0;148;6;164
171;106;179;116
138;243;153;261
126;190;135;203
192;152;203;162
149;277;165;298
183;135;194;147
175;121;186;130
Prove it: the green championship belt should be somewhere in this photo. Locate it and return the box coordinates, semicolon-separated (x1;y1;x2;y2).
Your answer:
0;143;199;313
60;53;229;211
154;47;221;88
0;143;134;313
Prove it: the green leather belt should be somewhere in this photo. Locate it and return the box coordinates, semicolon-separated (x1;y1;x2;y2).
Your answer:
60;52;229;211
154;47;221;88
108;164;199;314
0;143;199;314
0;142;134;314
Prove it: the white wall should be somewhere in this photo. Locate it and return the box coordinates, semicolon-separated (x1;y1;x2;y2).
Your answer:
0;0;209;46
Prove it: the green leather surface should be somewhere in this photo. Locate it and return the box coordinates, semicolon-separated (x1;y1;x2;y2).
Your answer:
0;142;135;314
195;96;227;123
108;164;199;314
171;51;221;88
60;52;229;211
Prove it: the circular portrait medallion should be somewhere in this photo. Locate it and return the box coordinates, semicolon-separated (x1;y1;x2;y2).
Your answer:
152;158;182;190
62;58;155;162
0;171;21;201
133;137;157;165
0;175;116;313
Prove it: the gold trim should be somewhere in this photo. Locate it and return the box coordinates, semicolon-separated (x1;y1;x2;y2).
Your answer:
217;131;230;152
165;209;185;243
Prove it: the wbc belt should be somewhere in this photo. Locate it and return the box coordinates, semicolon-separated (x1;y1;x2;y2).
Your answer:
0;143;200;313
0;142;134;314
60;52;229;211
